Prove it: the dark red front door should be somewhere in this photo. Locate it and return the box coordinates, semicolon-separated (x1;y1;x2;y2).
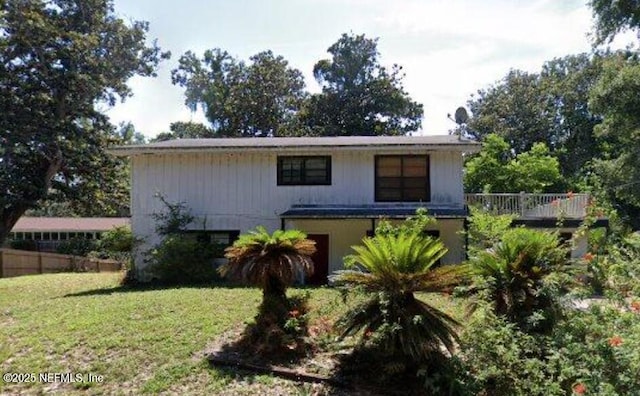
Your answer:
306;234;329;285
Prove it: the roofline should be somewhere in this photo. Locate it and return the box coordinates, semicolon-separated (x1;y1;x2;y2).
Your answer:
109;138;481;156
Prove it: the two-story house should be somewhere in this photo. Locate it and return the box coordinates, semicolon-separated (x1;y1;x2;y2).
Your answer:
112;136;481;282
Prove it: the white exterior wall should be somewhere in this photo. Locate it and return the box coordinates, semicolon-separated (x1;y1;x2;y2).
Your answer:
131;149;466;277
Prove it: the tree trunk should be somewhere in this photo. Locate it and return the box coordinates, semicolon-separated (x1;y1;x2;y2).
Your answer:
0;150;63;246
0;205;28;247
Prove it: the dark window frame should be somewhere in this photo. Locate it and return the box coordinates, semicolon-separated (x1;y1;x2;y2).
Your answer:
277;156;332;186
184;230;240;258
374;155;431;202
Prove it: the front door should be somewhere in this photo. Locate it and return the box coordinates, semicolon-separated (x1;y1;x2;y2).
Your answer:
306;234;329;285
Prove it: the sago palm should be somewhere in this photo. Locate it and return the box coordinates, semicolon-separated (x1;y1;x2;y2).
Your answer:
220;226;316;300
465;227;568;331
219;227;316;355
332;231;464;363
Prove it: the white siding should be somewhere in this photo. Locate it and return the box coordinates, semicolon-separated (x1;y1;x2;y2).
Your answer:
131;149;467;276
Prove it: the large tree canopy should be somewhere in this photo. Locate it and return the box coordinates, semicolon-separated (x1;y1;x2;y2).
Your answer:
464;134;562;193
302;33;423;136
0;0;168;243
171;49;307;137
465;53;604;183
590;0;640;44
588;53;640;229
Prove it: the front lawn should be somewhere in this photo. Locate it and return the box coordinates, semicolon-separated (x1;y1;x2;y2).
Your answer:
0;273;463;395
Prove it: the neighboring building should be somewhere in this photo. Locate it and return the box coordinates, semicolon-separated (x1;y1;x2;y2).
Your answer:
112;136;481;283
7;217;130;252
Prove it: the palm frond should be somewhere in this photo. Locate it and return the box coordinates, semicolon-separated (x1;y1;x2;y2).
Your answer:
334;229;463;363
219;227;316;293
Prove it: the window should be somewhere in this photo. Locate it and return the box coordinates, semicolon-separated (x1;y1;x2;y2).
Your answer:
277;156;331;186
375;155;430;202
185;230;240;258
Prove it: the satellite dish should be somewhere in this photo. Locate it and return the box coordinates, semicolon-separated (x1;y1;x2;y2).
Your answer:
454;107;469;125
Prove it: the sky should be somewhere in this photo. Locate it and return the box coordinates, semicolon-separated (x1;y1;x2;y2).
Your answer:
106;0;621;138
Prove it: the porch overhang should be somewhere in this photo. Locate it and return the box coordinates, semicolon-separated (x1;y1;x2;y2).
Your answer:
280;204;468;219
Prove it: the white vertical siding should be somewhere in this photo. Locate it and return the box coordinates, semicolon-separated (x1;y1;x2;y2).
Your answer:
131;149;467;274
430;152;464;204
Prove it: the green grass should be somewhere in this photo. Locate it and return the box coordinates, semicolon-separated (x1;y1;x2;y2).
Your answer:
0;273;466;395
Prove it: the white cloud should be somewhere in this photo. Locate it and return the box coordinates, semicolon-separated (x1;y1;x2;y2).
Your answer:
107;0;634;138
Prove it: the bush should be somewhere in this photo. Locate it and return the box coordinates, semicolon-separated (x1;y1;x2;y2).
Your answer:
458;303;640;396
597;232;640;297
90;225;137;263
148;234;219;285
463;227;570;333
56;237;97;256
8;239;38;251
143;195;222;285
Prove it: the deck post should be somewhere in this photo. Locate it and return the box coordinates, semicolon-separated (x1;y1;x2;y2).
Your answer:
519;191;526;217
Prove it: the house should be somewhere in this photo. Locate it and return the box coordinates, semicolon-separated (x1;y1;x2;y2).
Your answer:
112;136;481;283
6;217;130;252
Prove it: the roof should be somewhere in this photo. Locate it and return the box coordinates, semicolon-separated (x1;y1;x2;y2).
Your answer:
12;217;130;233
110;135;481;156
280;204;468;219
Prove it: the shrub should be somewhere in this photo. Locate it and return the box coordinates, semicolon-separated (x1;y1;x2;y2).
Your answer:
463;228;569;333
8;239;38;251
458;309;564;396
219;226;316;356
459;303;640;396
332;227;465;383
148;235;219;284
90;225;138;263
144;195;221;284
598;232;640;297
56;237;97;257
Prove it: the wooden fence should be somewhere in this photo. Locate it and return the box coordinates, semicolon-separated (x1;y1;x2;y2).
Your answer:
0;248;122;278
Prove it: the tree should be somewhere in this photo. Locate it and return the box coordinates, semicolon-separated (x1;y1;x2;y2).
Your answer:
219;226;316;355
467;70;551;153
333;229;462;366
464;134;562;193
301;33;423;136
589;0;640;44
466;54;604;183
588;54;640;229
172;49;307;137
220;226;315;302
152;121;214;142
0;0;167;245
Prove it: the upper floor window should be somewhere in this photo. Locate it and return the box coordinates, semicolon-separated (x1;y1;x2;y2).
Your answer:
375;155;430;202
277;156;331;186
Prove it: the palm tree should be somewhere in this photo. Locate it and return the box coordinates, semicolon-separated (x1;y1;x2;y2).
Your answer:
465;227;568;332
332;230;464;363
220;226;316;301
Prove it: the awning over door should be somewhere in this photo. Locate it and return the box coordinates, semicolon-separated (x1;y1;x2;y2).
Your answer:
280;204;468;219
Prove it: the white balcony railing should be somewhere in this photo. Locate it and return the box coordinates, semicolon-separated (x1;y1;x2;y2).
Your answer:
464;193;590;219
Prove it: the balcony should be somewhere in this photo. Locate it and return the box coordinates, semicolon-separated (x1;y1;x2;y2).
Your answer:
464;193;590;219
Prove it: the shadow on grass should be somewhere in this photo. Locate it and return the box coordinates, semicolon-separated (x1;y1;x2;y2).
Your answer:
62;281;326;298
62;282;252;298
